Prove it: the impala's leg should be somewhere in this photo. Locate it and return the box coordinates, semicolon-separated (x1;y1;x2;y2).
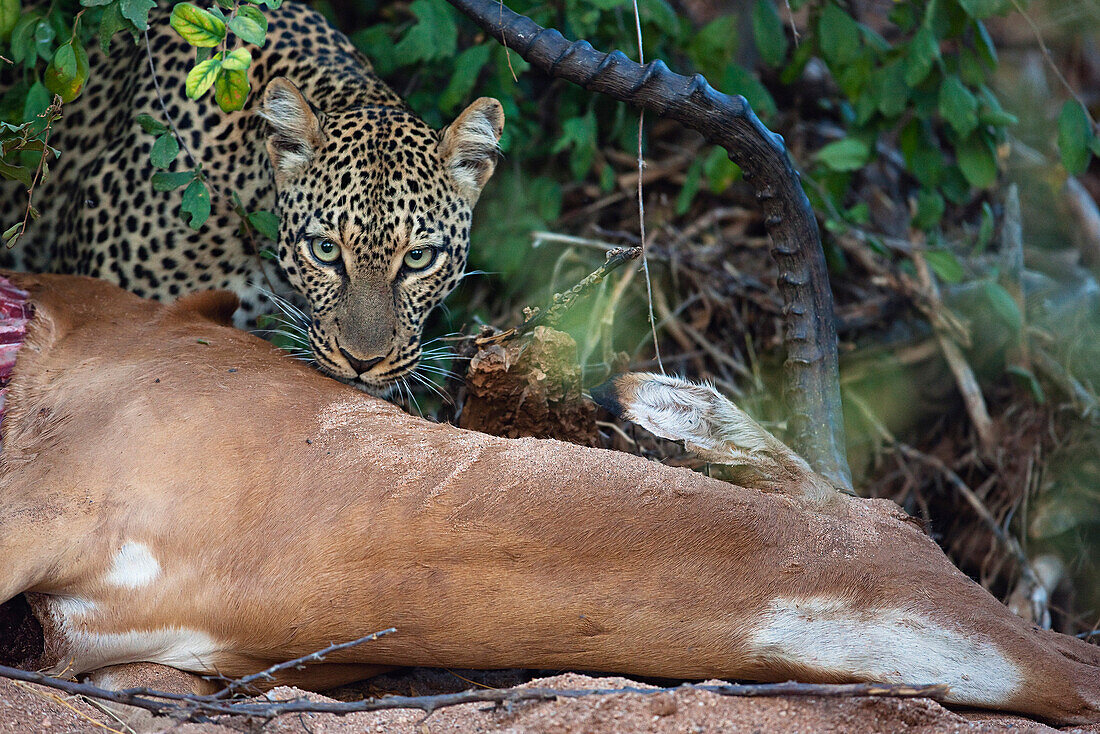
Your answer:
86;662;219;695
591;373;838;502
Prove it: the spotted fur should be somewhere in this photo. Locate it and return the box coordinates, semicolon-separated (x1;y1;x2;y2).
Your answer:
0;2;503;392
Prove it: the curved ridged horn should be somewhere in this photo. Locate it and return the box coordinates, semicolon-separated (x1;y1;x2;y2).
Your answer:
445;0;852;487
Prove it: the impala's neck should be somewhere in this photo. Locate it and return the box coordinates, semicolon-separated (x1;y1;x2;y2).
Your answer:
0;279;31;428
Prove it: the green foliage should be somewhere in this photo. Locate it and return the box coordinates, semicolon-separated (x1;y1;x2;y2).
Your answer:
0;0;1087;279
792;0;1025;235
1058;100;1094;175
170;2;265;111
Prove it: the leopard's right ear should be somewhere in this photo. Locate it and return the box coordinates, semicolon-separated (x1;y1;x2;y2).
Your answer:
258;77;323;183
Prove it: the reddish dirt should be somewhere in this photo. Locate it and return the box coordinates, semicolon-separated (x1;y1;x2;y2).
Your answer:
2;673;1098;734
459;326;599;445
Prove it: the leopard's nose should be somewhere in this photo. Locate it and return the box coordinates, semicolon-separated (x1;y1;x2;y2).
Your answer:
340;348;385;375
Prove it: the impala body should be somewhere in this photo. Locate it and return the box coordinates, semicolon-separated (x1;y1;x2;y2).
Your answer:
0;273;1097;724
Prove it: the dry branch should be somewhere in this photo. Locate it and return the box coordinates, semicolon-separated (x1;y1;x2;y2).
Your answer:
0;662;950;723
207;628;396;698
478;246;641;345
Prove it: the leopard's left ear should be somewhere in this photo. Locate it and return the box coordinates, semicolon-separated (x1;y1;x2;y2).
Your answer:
440;97;504;203
259;77;323;183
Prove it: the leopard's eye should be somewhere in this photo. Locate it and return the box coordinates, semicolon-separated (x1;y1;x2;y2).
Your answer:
403;247;436;270
309;238;341;264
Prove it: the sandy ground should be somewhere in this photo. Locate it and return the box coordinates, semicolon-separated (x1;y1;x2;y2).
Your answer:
2;672;1099;734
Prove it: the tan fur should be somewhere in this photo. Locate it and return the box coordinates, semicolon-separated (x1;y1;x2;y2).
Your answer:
1;273;1099;725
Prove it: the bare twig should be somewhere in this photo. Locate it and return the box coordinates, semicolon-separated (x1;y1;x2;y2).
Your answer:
531;231;617;251
209;628;396;699
0;662;951;723
628;0;663;375
144;30;202;176
7;97;62;248
478;246;641;344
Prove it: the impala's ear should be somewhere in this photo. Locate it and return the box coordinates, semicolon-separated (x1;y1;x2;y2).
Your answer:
259;77;323;182
440;97;504;202
168;290;240;326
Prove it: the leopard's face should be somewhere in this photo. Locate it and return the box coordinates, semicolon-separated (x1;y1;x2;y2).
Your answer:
261;79;503;393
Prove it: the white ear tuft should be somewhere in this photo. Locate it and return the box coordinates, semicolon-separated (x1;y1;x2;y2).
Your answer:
258;77;323;182
593;373;839;503
440;97;504;202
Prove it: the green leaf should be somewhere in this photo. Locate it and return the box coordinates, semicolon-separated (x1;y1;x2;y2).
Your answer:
51;40;76;77
136;113;168;135
439;44;491;113
957;0;1009;20
251;0;282;7
0;160;33;187
119;0;156;31
81;0;115;6
22;81;50;122
925;250;963;283
752;0;787;67
815;137;871;172
939;77;979;138
44;38;89;103
1005;365;1044;404
974;20;997;68
34;19;54;61
185;55;222;99
0;0;20;42
170;2;225;46
1058;100;1093;175
2;222;22;248
149;133;179;168
703;146;740;191
976;86;1017;128
836;53;871;99
976;201;995;251
213;67;250;111
228;5;266;46
688;15;738;81
220;46;251;71
723;63;777;119
983;280;1022;332
955;133;998;188
181;178;211;229
874;60;908;118
10;13;37;64
818;3;861;68
97;2;128;55
639;0;677;33
393;0;456;65
151;170;195;191
912;189;945;229
905;26;940;87
350;26;397;76
676;156;704;215
552;111;597;179
247;210;279;241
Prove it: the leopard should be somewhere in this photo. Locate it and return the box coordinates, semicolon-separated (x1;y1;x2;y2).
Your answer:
0;1;504;393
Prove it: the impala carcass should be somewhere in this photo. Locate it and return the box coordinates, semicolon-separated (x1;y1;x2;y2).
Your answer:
0;272;1097;724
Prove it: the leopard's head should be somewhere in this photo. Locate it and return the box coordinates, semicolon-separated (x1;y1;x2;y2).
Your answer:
259;77;503;393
